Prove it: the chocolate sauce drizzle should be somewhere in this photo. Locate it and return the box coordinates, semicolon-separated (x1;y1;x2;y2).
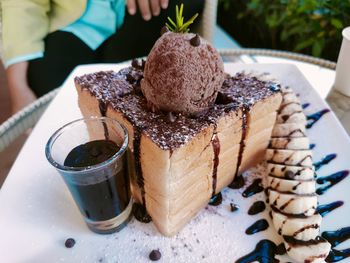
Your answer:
98;101;109;140
323;227;350;262
235;239;279;263
283;235;328;247
133;128;146;206
233;106;249;180
248;201;266;215
322;227;350;247
211;134;220;196
306;109;330;129
209;192;222;206
316;201;344;217
326;248;350;262
242;178;264;198
316;171;349;195
314;154;337;171
132;203;152;223
245;219;269;235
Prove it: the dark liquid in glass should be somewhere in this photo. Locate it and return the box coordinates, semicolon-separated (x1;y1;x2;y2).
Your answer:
64;140;130;221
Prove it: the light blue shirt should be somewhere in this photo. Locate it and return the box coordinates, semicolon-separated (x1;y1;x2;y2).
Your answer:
5;0;125;67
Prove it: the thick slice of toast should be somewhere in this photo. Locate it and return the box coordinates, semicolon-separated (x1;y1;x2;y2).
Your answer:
75;65;282;236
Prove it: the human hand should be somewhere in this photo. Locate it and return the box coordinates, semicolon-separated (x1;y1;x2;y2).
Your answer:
127;0;169;21
6;62;37;114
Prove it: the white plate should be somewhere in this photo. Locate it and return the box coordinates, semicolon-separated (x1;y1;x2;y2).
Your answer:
0;63;349;263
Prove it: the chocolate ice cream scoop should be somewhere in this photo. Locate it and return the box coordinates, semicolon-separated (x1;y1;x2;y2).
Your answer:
141;32;224;115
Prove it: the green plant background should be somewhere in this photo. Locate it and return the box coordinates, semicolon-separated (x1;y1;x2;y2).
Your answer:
218;0;350;61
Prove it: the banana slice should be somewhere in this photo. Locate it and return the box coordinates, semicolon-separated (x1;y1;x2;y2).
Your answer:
269;137;310;150
268;189;317;216
276;111;307;125
267;175;316;195
266;149;313;167
272;123;306;138
278;102;303;116
266;163;315;181
271;210;321;241
284;238;331;263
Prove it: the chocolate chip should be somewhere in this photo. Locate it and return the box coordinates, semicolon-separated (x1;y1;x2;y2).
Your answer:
285;170;295;179
65;238;75;248
190;34;201;47
160;26;169;35
131;59;142;69
230;203;239;212
149;249;161;261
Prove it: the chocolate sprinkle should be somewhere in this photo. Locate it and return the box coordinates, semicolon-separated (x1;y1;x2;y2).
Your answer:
149;249;161;261
190;34;201;46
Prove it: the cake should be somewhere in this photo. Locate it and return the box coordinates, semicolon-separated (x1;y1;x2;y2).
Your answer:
75;64;282;236
74;6;282;236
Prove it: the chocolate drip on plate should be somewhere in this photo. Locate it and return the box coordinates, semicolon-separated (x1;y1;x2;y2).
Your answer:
316;171;349;195
235;239;279;263
209;192;222;206
242;178;264;198
326;248;350;262
245;219;269;235
314;154;337;171
306;109;330;129
228;174;245;189
322;227;350;247
316;201;344;217
248;201;266;215
132;203;152;223
211;134;220;196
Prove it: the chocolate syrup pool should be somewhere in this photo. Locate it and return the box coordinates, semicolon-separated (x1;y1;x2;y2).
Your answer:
63;140;130;221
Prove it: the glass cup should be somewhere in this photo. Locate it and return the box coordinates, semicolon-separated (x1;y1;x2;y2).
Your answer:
45;117;132;234
334;26;350;96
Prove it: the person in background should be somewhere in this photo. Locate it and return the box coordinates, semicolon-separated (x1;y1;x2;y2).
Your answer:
2;0;204;114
